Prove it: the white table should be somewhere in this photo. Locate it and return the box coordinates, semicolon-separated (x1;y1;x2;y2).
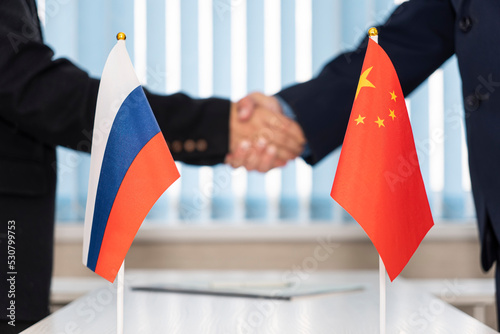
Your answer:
23;270;497;333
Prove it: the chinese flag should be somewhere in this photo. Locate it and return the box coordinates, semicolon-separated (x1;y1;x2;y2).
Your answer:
331;38;434;281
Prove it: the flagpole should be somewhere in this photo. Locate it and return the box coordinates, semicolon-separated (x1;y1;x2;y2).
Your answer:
114;32;127;334
379;256;386;334
367;26;385;334
117;260;124;334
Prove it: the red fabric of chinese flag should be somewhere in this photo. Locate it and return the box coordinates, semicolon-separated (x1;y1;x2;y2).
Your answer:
331;38;434;281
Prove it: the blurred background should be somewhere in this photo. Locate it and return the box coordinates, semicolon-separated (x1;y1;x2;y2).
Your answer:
36;0;494;326
41;0;474;226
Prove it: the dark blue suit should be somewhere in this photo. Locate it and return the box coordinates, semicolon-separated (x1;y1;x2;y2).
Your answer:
279;0;500;325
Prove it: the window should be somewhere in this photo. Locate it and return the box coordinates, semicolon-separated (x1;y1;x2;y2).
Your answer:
38;0;474;226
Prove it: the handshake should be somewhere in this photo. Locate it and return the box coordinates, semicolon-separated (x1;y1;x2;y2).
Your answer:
227;92;306;172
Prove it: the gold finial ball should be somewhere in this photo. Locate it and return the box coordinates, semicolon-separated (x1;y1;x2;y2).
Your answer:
116;32;126;41
368;27;378;37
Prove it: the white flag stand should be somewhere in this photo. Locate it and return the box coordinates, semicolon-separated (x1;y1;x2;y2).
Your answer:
379;256;386;334
367;27;386;334
117;261;125;334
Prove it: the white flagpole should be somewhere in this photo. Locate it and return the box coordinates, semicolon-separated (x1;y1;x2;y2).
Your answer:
115;32;127;334
368;27;385;334
117;261;125;334
379;256;386;334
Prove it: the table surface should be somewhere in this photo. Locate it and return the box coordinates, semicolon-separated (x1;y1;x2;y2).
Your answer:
23;270;497;334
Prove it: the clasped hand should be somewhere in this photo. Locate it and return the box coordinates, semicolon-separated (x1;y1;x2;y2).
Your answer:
227;92;306;172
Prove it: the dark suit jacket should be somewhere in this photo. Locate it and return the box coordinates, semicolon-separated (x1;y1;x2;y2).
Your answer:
0;0;230;321
278;0;500;273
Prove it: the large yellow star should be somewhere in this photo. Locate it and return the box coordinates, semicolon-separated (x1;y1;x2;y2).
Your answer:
354;114;366;125
375;117;385;128
355;66;375;100
389;109;396;120
390;91;397;101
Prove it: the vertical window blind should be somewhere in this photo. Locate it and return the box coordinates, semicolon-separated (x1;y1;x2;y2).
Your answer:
36;0;474;225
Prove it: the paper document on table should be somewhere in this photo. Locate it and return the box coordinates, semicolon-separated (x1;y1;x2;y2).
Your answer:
131;280;364;300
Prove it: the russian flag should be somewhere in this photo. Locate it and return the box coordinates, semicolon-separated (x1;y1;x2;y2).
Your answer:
82;37;180;282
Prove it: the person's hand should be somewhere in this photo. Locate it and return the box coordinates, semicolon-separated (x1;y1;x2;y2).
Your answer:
237;92;283;121
226;93;306;172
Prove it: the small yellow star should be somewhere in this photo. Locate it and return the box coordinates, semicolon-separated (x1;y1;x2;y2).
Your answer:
389;109;396;120
375;117;385;128
354;114;366;125
390;91;397;101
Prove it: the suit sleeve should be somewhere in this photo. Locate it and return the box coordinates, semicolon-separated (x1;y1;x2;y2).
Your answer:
277;0;456;165
146;92;230;166
0;0;230;166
